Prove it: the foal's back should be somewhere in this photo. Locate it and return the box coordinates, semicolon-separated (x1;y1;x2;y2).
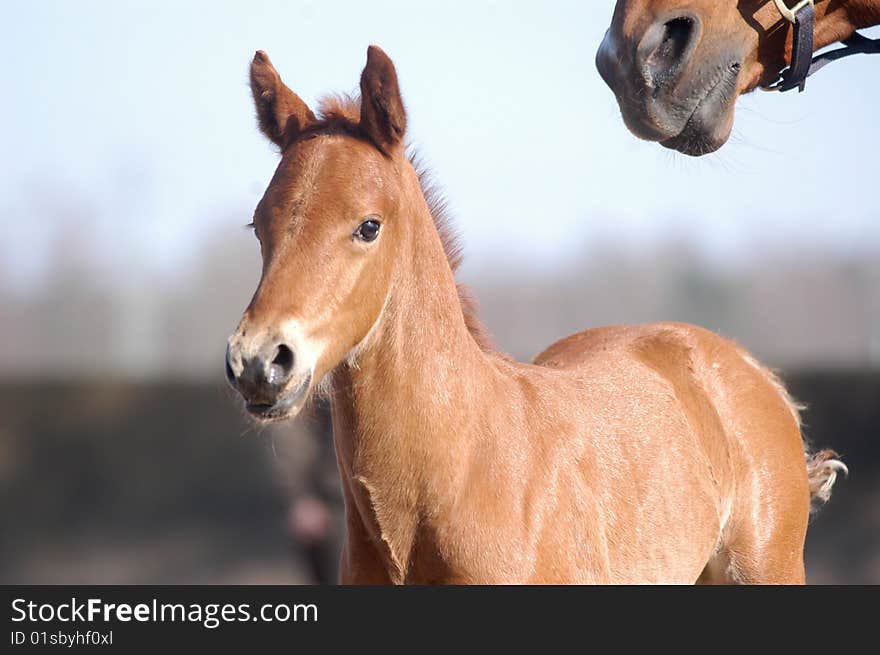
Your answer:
532;321;811;583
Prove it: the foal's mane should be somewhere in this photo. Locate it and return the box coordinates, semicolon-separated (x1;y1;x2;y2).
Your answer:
302;93;496;352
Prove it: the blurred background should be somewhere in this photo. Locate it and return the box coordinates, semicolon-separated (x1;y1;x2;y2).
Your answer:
1;1;877;584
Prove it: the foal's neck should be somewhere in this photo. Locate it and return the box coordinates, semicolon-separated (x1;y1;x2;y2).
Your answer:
329;164;493;579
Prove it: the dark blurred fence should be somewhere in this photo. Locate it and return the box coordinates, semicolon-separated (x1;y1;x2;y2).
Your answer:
1;372;877;584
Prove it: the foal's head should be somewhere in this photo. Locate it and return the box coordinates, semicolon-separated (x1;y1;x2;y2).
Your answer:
597;1;862;155
226;47;413;421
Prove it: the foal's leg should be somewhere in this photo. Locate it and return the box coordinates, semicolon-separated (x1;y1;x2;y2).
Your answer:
701;349;811;584
708;435;810;584
709;530;806;583
697;534;806;585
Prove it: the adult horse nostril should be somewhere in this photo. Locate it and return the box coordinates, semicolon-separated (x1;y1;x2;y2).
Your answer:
661;18;694;60
642;16;698;92
268;344;295;386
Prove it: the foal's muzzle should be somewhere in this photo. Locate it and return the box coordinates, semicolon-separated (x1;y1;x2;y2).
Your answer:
225;336;310;420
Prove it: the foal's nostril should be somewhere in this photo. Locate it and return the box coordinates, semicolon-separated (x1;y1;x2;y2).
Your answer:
273;344;294;371
268;344;295;386
225;345;237;388
642;16;698;92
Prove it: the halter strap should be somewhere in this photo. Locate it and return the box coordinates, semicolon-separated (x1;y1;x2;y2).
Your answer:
762;0;880;92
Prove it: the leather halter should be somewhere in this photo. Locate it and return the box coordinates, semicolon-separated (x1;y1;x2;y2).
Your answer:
762;0;880;92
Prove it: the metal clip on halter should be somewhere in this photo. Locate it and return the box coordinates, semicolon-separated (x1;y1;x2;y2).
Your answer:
773;0;813;24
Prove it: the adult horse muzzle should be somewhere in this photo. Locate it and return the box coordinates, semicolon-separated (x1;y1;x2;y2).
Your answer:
598;0;878;155
597;11;742;156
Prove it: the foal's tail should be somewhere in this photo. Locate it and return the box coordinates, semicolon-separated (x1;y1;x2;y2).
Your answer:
805;449;848;508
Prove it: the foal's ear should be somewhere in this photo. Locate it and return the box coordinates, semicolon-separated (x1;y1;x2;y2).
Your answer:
249;50;315;148
359;46;407;154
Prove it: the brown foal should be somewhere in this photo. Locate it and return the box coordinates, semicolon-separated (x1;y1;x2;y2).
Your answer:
225;46;845;584
597;0;880;154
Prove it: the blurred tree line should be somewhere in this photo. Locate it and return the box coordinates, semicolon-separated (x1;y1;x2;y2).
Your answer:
2;211;877;377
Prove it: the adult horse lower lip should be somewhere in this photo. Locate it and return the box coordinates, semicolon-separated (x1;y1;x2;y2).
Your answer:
661;62;740;156
245;372;311;421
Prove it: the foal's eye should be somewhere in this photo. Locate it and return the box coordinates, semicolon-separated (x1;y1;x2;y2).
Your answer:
353;219;381;243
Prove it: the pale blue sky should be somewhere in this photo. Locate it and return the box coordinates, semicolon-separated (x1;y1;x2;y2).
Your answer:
1;1;878;289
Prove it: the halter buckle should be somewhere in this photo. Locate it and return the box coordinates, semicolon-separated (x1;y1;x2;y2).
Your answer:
773;0;814;24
